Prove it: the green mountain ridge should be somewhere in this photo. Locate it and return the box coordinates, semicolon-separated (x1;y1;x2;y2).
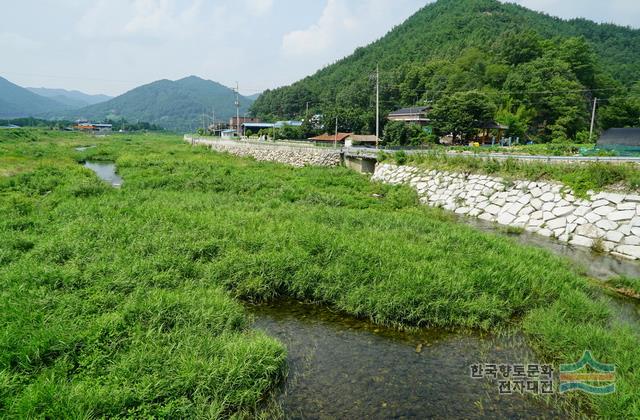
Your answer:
51;76;255;133
27;87;112;109
251;0;640;141
0;76;71;118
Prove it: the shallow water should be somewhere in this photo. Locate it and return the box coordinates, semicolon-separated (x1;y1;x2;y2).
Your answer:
250;301;571;419
75;145;96;152
83;161;123;187
463;216;640;280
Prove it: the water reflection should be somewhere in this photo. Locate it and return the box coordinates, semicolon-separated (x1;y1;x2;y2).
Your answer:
250;301;574;419
83;161;123;188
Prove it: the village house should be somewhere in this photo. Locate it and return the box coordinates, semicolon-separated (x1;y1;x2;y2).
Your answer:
387;106;431;125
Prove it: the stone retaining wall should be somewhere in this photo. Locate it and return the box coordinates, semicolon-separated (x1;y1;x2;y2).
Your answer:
373;163;640;260
188;137;342;167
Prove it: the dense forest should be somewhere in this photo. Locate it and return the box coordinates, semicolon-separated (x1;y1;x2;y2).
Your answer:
251;0;640;144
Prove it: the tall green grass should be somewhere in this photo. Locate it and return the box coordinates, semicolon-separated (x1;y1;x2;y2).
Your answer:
1;130;638;417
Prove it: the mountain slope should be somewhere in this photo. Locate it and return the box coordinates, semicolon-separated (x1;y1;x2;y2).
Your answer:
251;0;640;138
54;76;254;132
27;87;112;108
0;76;69;118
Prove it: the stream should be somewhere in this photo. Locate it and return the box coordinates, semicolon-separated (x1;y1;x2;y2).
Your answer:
81;155;637;417
249;215;639;419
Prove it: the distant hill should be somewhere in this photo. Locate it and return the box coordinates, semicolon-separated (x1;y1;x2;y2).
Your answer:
27;87;112;109
0;76;69;118
54;76;255;132
247;93;262;101
251;0;640;139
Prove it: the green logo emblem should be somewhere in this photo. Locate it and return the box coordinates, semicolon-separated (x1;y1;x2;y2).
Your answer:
559;351;615;395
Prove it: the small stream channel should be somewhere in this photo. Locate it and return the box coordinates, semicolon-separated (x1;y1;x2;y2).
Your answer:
248;216;639;418
81;154;637;417
249;301;571;418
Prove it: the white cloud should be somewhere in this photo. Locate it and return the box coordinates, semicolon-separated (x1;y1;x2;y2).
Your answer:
245;0;273;16
507;0;640;27
281;0;426;58
0;32;40;50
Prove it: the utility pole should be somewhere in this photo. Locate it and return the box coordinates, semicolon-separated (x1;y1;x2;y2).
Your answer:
235;82;240;138
306;101;310;121
334;116;338;148
376;64;380;149
589;97;598;142
212;108;215;135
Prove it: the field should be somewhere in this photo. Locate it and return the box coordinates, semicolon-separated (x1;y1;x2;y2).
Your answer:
1;129;639;417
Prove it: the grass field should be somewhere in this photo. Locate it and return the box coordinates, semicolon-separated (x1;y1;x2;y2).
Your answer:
1;129;638;417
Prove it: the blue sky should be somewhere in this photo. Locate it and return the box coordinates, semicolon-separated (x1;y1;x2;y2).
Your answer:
1;0;639;96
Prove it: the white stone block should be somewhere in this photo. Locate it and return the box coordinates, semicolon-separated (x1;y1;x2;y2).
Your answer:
485;204;501;216
478;213;496;222
518;195;531;205
594;206;615;216
570;235;594;248
608;210;635;222
573;206;590;217
606;231;624;243
530;188;543;198
616;202;637;211
519;206;535;217
546;217;567;230
624;236;640;246
540;192;555;202
553;206;574;217
595;219;618;231
575;224;604;239
585;212;602;224
497;212;517;225
598;192;626;204
538;228;554;237
591;199;610;208
531;198;543;210
616;245;640;259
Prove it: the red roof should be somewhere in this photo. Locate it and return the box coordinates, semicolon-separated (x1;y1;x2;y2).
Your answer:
309;132;352;142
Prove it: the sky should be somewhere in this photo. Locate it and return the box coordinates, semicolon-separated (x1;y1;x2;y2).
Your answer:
1;0;639;97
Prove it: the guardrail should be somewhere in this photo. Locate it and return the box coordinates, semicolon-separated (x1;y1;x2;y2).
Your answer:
185;135;640;164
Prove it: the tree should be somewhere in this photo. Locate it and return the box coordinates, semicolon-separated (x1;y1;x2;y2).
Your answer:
504;56;588;141
496;30;544;66
383;121;426;146
430;91;497;142
598;97;640;130
496;101;535;139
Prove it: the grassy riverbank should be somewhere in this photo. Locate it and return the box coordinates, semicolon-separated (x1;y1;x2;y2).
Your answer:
1;129;638;417
381;150;640;197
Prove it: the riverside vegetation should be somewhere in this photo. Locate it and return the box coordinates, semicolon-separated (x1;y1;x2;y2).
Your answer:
381;150;640;198
1;129;639;417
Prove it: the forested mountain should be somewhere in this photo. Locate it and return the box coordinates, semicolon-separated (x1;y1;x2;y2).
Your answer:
0;77;70;118
53;76;254;132
251;0;640;142
27;87;112;109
